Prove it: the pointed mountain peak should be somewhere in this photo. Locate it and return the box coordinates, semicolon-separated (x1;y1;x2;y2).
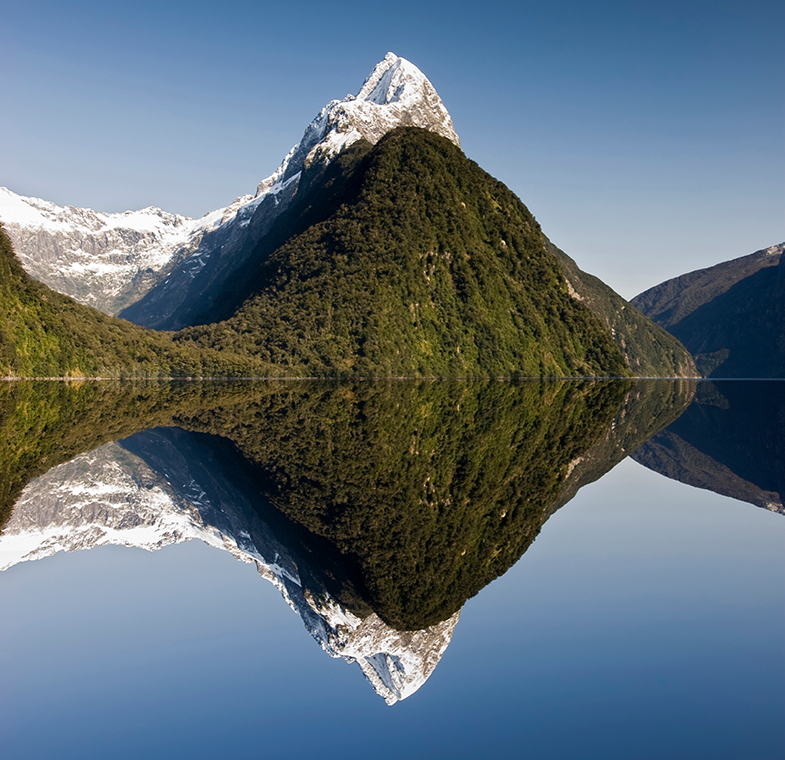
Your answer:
255;53;458;196
356;52;430;105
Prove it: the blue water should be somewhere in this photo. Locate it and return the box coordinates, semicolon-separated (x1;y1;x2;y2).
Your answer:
1;455;782;759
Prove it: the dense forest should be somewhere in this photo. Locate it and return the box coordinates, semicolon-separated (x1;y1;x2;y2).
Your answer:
0;224;274;379
176;129;632;378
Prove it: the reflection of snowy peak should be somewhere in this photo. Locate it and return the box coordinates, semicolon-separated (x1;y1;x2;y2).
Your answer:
0;440;265;569
0;428;457;704
1;53;458;328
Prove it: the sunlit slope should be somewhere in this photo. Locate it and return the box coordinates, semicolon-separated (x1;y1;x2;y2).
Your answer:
176;128;632;378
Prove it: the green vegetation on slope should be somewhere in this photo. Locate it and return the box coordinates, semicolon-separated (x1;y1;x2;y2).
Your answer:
177;128;630;378
0;224;275;378
548;242;697;377
2;129;695;379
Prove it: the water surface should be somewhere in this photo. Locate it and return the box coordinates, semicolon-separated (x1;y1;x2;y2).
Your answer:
0;379;781;758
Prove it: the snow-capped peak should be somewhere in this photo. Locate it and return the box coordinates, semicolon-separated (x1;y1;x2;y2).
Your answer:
1;53;459;325
253;52;459;197
357;52;434;106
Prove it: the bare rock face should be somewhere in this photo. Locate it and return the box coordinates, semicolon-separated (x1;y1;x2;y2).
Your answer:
1;53;458;329
0;427;459;704
0;189;206;314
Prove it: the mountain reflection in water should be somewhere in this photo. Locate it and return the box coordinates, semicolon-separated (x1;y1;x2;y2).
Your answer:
0;379;699;702
633;380;784;514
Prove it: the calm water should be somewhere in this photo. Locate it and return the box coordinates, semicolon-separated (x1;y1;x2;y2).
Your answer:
0;380;782;759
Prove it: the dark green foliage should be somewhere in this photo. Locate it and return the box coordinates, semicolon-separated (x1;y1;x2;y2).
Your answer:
548;242;697;378
0;224;276;378
631;246;784;377
177;129;630;378
174;379;632;628
177;140;377;329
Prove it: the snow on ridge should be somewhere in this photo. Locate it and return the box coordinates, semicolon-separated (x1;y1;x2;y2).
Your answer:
0;186;194;236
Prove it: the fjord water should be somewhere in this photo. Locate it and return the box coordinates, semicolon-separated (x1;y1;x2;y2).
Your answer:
0;380;782;759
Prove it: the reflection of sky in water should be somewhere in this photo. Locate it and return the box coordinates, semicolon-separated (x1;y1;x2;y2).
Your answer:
0;457;782;760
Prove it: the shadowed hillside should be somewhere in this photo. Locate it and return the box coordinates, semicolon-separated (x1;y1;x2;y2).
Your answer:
632;244;784;377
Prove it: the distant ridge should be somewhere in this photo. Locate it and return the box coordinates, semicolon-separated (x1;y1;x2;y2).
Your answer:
0;223;271;379
632;243;784;377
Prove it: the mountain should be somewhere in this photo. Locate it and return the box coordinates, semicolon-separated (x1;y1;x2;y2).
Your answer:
631;380;784;514
0;53;458;327
119;52;458;330
0;223;271;378
175;127;694;378
631;243;785;377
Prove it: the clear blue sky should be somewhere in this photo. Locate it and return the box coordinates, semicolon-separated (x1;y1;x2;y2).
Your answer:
1;0;782;297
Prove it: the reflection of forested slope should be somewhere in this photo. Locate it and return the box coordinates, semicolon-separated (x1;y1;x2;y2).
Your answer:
550;379;695;513
632;381;784;513
172;381;631;629
1;379;694;630
0;381;269;528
